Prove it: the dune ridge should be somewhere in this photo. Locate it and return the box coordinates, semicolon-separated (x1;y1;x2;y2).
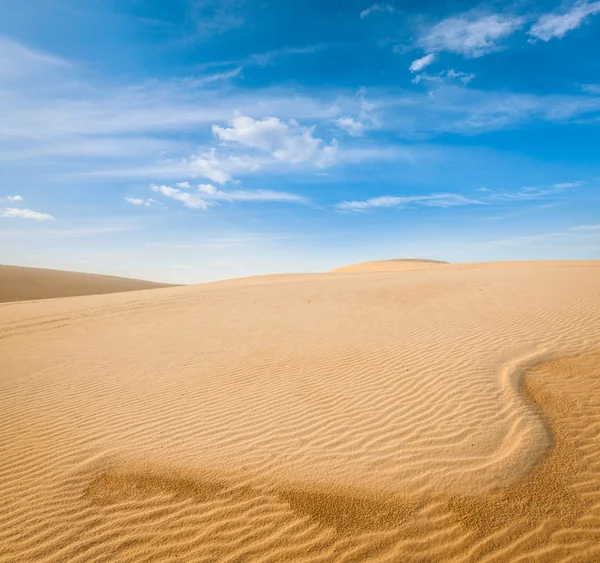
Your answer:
0;264;178;303
331;258;449;273
1;261;600;561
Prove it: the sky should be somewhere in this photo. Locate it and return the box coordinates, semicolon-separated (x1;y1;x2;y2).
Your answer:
0;0;599;283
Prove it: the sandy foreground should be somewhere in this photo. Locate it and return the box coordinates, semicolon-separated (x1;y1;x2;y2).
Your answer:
1;260;600;562
0;265;177;303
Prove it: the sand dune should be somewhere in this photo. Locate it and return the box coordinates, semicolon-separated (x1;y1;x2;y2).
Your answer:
331;258;449;273
0;264;178;303
1;260;600;561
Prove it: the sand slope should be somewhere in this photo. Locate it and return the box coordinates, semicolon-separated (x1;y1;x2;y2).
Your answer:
331;258;449;273
0;265;177;303
1;261;600;561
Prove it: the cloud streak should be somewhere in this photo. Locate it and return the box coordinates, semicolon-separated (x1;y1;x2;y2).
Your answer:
529;1;600;41
1;207;54;221
337;193;482;212
360;3;395;18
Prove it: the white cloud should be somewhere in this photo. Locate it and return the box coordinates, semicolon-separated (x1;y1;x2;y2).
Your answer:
188;149;234;184
176;181;192;189
529;1;600;41
149;182;308;208
334;88;377;137
336;116;365;136
150;184;210;209
197;184;308;203
6;195;24;201
410;53;436;72
420;13;524;58
0;207;54;221
125;196;155;207
360;3;395;18
213;115;337;166
337;193;482;212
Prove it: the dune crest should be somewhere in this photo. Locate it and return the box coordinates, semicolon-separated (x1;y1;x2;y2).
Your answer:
331;258;449;273
1;261;600;561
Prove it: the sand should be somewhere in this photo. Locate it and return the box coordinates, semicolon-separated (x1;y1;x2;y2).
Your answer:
0;264;177;303
331;258;449;273
1;260;600;562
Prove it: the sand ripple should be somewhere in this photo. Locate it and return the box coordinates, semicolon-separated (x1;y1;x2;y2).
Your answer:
1;261;599;561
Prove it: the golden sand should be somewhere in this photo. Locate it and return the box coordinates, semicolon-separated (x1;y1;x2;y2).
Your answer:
0;264;177;303
1;260;599;561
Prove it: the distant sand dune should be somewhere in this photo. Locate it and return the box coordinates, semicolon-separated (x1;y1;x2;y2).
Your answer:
0;264;178;303
1;261;600;561
331;258;449;273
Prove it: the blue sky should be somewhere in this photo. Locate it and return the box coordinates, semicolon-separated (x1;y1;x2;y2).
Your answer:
1;0;599;283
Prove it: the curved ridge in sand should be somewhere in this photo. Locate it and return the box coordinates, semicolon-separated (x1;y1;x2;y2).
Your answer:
1;261;600;561
0;264;178;303
331;258;449;273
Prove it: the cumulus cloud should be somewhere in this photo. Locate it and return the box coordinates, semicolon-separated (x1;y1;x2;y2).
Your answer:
410;53;436;72
0;207;54;220
150;184;210;209
6;195;24;201
529;1;600;41
337;193;482;212
419;13;524;58
360;3;395;18
213;115;337;166
176;181;192;189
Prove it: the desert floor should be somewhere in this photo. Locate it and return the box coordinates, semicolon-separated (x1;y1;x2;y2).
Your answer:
1;260;600;562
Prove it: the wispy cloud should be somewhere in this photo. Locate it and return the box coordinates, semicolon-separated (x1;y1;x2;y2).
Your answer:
360;3;395;19
246;45;322;66
529;1;600;41
336;180;586;213
334;88;377;137
0;36;71;79
0;207;54;221
336;193;482;212
418;12;524;58
185;0;246;40
150;184;210;209
412;68;475;84
486;181;585;201
146;183;308;210
5;195;24;202
197;184;308;203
